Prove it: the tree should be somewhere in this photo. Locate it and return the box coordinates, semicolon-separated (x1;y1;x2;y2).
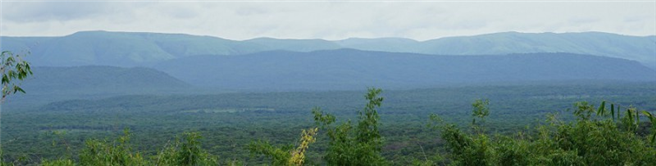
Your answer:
1;51;32;101
313;88;387;165
471;99;489;134
0;51;32;165
154;132;218;166
79;129;148;166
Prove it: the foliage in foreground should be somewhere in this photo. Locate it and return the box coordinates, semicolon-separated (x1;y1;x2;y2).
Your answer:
2;88;656;166
248;128;318;166
1;51;33;100
249;88;387;166
37;130;220;166
430;100;656;165
312;88;387;166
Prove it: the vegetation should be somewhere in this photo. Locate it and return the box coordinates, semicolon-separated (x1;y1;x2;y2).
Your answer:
38;130;220;166
0;51;30;165
312;88;387;165
2;85;655;165
1;54;655;165
248;128;318;166
3;33;656;165
429;101;656;165
1;51;33;100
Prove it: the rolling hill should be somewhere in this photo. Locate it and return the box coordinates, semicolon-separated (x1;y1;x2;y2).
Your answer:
20;66;190;94
1;31;262;67
153;49;656;91
3;66;192;108
415;32;656;69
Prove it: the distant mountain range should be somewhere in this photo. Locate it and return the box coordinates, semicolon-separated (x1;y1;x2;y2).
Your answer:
1;31;654;92
1;31;654;69
7;50;653;107
153;49;656;90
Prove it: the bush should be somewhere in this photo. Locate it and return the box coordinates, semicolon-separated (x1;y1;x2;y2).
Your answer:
430;100;656;165
313;88;387;166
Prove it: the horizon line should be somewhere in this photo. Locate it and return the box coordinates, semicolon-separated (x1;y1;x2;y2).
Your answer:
1;30;654;42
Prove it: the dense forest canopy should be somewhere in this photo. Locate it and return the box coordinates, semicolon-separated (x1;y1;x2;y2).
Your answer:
2;83;655;165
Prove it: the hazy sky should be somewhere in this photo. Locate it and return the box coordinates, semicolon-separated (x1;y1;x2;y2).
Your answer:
1;0;655;41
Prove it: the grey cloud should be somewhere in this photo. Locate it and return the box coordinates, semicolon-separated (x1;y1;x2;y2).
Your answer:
624;15;651;23
235;6;270;16
568;17;600;25
151;3;200;19
1;2;654;40
3;2;119;23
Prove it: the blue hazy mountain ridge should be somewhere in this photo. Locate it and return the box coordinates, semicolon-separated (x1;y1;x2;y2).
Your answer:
153;49;656;91
1;31;654;69
20;66;190;94
243;37;342;52
334;37;420;53
2;66;191;108
416;32;656;68
1;31;266;67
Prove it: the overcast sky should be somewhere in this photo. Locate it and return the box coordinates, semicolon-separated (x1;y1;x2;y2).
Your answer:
1;0;655;41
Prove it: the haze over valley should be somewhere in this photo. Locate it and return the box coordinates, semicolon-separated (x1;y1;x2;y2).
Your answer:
2;31;655;93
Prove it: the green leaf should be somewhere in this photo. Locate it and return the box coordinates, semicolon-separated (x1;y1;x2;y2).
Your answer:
627;109;634;126
611;104;615;121
597;101;605;116
2;75;9;84
637;109;640;124
14;86;25;94
642;111;654;122
618;105;621;118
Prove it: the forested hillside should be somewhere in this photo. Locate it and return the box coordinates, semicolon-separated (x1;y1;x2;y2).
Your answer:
21;66;190;94
415;32;656;68
2;66;191;108
154;49;656;90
